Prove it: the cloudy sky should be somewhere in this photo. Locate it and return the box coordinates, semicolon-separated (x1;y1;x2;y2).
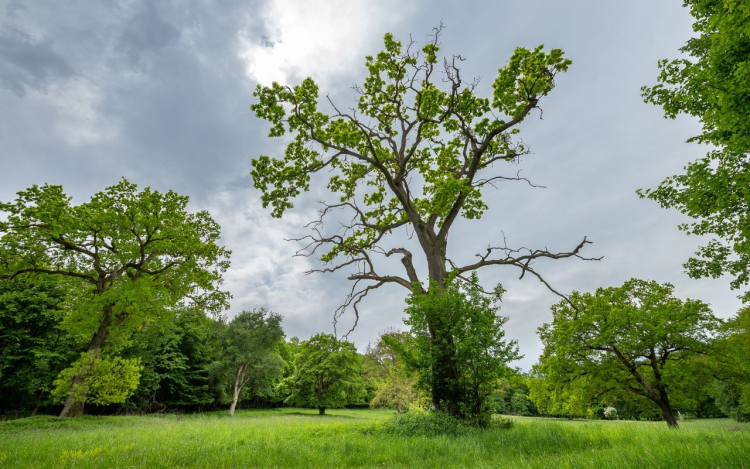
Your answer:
1;0;742;369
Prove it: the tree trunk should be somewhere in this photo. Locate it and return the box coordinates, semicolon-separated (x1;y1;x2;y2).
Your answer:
229;365;246;416
318;407;326;415
229;385;240;417
659;403;679;428
423;246;462;416
656;390;679;428
59;306;111;418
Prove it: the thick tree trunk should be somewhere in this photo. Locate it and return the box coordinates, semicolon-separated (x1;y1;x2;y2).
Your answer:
59;306;111;418
318;407;326;415
655;388;679;428
660;403;679;428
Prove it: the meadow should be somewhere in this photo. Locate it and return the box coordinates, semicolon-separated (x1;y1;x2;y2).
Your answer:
0;409;748;468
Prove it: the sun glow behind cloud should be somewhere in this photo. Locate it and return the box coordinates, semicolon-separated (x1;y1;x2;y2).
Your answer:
237;0;411;87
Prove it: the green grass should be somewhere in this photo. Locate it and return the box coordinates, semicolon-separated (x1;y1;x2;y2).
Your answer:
0;409;748;468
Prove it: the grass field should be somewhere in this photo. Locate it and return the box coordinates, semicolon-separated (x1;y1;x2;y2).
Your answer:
1;408;748;468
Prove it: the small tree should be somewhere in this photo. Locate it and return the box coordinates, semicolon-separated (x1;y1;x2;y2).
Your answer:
0;180;230;416
217;309;285;416
365;329;418;412
405;274;520;425
537;278;721;427
283;333;365;415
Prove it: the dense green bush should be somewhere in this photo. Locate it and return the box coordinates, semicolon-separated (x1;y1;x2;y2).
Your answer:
377;409;475;437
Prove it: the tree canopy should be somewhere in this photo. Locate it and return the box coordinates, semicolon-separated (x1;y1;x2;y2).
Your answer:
364;329;419;412
216;309;285;416
537;278;720;427
250;27;594;318
283;333;365;415
0;179;231;416
640;0;750;302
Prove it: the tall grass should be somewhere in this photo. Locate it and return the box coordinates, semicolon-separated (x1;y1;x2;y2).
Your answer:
0;409;748;468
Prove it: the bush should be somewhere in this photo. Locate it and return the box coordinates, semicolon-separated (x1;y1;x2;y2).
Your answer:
603;406;618;420
373;408;515;437
377;409;474;437
489;415;514;430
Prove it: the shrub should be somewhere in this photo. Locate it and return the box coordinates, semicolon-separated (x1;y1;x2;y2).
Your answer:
603;406;618;420
377;409;474;437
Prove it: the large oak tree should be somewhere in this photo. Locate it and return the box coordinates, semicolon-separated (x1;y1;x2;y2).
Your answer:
250;27;597;412
0;179;230;416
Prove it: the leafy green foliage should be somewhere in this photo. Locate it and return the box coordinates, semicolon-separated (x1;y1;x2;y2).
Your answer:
0;275;77;414
0;179;231;349
123;309;223;409
640;0;750;301
404;275;520;425
52;353;142;405
537;278;721;427
0;179;230;414
214;309;285;415
251;32;569;226
283;333;365;413
364;329;419;411
709;307;750;421
377;409;475;437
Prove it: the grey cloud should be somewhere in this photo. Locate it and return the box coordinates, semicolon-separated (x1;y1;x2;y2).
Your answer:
0;25;73;96
118;3;180;67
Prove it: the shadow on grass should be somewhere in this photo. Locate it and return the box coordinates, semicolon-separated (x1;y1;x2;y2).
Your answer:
0;415;149;433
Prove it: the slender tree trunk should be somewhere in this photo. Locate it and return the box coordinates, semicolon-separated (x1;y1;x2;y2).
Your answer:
229;365;246;416
318;407;326;415
59;306;111;418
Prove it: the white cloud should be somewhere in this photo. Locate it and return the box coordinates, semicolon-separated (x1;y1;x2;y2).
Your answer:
237;0;413;87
